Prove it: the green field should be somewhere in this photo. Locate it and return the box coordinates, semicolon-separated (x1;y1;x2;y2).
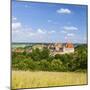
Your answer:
12;71;87;89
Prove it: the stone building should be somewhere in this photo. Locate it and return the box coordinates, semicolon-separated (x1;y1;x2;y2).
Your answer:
48;42;74;55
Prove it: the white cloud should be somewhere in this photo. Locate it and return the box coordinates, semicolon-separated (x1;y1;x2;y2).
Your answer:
37;29;56;34
57;8;71;14
61;30;67;33
28;32;35;36
63;26;78;31
67;33;74;37
48;30;56;34
12;17;17;21
28;28;47;37
37;28;46;34
51;30;56;33
12;16;22;32
12;18;57;42
12;22;22;31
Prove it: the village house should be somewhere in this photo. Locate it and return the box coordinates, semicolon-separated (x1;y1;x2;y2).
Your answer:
25;48;32;53
12;48;25;53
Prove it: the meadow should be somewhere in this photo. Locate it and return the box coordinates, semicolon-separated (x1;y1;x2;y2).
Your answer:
12;71;87;89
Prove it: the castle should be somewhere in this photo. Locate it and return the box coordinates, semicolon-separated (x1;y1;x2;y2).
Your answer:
48;42;74;55
12;42;74;56
32;42;74;55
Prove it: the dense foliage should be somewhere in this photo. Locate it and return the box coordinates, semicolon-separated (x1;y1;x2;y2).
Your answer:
12;44;87;72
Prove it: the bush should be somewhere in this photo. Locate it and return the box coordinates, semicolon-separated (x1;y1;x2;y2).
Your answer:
51;59;63;71
40;60;50;71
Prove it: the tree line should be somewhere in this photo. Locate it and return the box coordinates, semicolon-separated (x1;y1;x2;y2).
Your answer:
12;44;87;72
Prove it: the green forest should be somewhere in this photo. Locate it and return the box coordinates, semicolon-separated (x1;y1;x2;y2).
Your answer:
12;44;87;72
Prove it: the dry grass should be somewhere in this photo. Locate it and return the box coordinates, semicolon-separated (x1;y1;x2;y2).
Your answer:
12;71;87;89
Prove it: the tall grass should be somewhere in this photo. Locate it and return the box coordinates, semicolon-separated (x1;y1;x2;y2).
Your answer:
12;71;87;89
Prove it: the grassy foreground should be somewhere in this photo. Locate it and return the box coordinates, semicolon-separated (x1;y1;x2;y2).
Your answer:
12;71;87;89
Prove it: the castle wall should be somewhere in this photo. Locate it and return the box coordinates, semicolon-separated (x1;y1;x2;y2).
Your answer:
63;47;74;54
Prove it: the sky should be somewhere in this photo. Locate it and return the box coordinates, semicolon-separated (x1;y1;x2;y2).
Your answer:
12;0;87;43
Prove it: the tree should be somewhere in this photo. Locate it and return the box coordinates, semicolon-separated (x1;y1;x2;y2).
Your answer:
40;47;50;59
75;45;87;69
31;48;41;61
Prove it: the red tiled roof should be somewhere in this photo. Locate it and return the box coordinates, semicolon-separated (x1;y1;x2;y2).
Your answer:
65;43;74;48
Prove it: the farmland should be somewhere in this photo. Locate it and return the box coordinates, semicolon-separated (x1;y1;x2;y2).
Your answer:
12;71;87;89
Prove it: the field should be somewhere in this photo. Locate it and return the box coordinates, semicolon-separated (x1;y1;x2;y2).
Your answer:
12;71;87;89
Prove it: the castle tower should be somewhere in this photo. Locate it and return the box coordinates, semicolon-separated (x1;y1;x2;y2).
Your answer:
63;42;74;54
